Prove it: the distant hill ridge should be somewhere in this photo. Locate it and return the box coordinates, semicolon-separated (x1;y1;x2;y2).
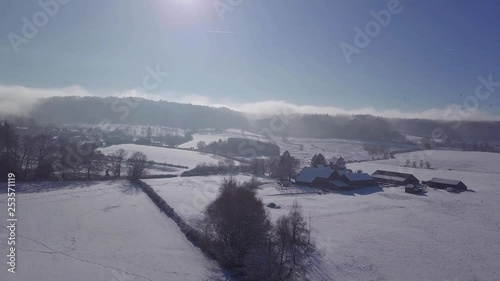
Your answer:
29;96;500;142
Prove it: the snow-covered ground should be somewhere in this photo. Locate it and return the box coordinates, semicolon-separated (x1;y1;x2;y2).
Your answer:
178;129;269;149
143;175;265;223
371;150;500;174
275;137;417;166
99;144;227;169
179;130;417;165
0;180;222;281
144;150;500;281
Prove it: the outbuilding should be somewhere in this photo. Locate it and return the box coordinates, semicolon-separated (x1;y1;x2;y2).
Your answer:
340;173;375;187
371;170;420;186
427;178;467;191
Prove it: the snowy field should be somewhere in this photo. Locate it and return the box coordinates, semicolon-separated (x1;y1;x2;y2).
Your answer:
274;137;417;166
99;144;227;169
178;129;269;149
143;151;500;281
143;175;265;223
371;150;500;174
178;129;417;165
0;181;222;281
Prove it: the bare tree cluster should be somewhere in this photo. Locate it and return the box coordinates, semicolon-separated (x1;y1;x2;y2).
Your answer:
1;121;150;181
126;151;148;180
200;178;314;281
1;122;60;180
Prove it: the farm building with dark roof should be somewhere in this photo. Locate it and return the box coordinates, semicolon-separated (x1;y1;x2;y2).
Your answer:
295;167;335;188
371;170;420;185
427;178;467;191
329;180;350;189
295;166;377;189
340;173;376;187
331;169;352;180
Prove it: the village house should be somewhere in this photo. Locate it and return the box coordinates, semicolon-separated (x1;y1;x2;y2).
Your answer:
295;167;336;188
295;165;375;190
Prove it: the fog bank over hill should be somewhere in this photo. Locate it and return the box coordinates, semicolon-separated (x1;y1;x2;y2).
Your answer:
3;96;500;142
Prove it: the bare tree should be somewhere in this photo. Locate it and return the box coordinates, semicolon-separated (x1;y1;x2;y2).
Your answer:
288;201;313;276
18;136;35;179
419;159;424;168
32;134;59;179
273;201;314;280
425;161;431;169
250;158;266;175
197;141;206;152
127;152;148;180
110;148;128;177
0;122;20;175
275;215;291;280
81;144;105;179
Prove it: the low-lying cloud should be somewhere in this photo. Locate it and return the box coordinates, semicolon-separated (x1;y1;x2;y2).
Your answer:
1;84;499;121
0;85;90;116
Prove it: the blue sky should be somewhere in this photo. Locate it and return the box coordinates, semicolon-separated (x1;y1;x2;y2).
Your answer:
1;0;499;119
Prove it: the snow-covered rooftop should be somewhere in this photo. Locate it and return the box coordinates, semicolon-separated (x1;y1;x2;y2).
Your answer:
295;167;334;183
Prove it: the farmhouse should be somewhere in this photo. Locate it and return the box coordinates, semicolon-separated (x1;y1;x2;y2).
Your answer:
371;170;420;186
329;180;350;189
295;165;376;189
427;178;468;191
331;169;352;180
295;167;336;188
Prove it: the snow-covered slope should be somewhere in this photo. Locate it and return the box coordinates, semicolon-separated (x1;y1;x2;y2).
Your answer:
181;130;417;164
257;162;500;281
372;150;500;174
99;144;226;169
178;129;269;149
0;181;222;281
143;151;500;281
275;137;417;166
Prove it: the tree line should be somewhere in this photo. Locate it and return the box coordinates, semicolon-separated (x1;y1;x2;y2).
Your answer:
29;96;251;131
20;96;500;145
185;150;300;181
197;137;280;157
0;121;149;181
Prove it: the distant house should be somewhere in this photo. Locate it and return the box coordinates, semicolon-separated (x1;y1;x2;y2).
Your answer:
371;170;420;186
295;166;376;189
340;173;375;187
295;167;335;188
427;178;468;191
